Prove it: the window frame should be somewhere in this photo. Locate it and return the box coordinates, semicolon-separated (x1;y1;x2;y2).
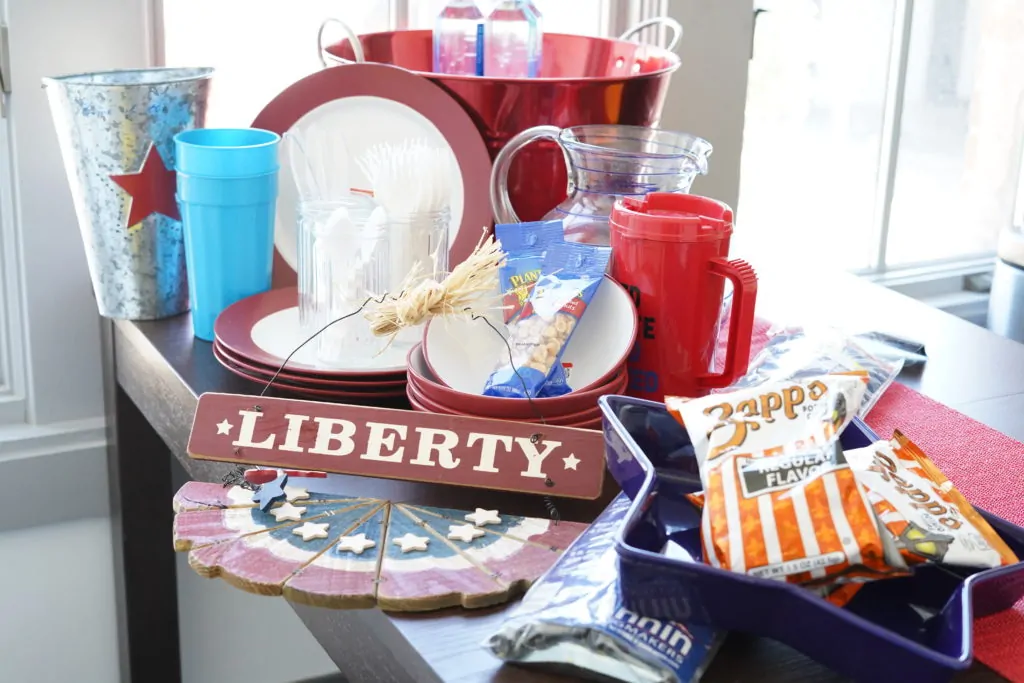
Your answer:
0;0;153;438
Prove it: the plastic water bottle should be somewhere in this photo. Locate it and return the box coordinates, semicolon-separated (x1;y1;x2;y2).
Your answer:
433;0;484;76
526;2;543;72
485;0;542;78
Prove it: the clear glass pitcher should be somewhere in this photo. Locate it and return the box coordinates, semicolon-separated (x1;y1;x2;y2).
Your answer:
490;124;712;244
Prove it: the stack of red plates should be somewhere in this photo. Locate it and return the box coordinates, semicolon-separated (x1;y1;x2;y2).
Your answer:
405;278;639;429
212;288;408;403
407;344;627;429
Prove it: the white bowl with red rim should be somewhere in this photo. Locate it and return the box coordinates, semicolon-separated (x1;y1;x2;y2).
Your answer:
406;343;628;420
421;275;637;396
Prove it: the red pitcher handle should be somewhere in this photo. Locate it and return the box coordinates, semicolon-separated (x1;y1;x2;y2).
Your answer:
699;258;758;390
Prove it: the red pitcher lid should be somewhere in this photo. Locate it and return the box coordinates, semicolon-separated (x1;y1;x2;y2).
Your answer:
610;192;734;242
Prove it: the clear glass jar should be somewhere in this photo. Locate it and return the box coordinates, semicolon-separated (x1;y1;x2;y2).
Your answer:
388;208;451;348
296;195;400;368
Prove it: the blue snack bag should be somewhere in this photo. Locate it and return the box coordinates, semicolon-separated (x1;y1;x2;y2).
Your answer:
485;494;723;682
495;220;571;398
484;242;611;399
494;219;564;255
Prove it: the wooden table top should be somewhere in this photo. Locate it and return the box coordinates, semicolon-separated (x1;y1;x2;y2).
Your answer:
112;269;1021;683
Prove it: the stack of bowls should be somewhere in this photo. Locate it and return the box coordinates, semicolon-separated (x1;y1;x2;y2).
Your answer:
407;277;638;429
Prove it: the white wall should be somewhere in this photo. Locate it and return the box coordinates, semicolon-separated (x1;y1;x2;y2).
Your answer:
662;0;754;212
0;518;120;683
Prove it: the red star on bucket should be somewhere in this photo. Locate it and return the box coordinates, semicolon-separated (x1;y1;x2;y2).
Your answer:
110;143;180;229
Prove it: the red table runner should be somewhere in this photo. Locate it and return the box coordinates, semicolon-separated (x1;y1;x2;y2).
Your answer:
725;320;1024;680
866;384;1024;681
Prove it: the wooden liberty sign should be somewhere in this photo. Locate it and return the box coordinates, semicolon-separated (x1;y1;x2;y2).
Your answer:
188;393;606;499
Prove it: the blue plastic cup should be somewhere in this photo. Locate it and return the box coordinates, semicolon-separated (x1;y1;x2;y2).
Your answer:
174;128;281;341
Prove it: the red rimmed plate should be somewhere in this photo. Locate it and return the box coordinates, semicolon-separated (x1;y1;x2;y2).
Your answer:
252;62;493;285
214;287;410;376
213;343;406;400
214;341;407;390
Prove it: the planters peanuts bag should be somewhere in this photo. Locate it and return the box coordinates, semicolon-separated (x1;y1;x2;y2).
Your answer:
484;242;611;398
496;221;571;397
486;494;723;682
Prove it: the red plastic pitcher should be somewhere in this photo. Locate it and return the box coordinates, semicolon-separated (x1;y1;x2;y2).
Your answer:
610;193;758;401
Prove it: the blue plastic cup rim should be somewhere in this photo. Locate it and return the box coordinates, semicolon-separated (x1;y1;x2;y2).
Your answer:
174;128;281;178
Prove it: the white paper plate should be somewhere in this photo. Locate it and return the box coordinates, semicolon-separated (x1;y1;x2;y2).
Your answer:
252;63;493;274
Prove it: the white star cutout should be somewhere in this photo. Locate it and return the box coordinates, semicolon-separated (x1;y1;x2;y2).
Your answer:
464;508;502;527
562;453;580;470
392;533;429;553
447;523;486;543
291;522;329;542
284;486;309;502
216;419;233;435
270;502;305;522
336;533;376;554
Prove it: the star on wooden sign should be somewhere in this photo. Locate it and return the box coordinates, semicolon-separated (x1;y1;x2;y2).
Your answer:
392;533;430;553
284;486;310;502
464;508;501;527
292;522;330;542
447;524;486;543
109;143;180;230
270;502;306;522
336;533;376;554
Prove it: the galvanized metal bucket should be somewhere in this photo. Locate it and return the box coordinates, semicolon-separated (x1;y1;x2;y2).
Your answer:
43;67;213;320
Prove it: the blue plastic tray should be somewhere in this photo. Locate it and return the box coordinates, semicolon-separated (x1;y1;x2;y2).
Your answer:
599;395;1024;683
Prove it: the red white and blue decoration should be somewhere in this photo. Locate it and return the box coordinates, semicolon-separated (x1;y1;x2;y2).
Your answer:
173;477;588;611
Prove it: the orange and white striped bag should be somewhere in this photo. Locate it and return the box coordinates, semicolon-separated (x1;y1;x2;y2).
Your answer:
846;431;1018;569
667;373;908;587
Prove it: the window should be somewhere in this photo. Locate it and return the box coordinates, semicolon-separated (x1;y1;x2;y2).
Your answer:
735;0;1024;281
0;115;26;425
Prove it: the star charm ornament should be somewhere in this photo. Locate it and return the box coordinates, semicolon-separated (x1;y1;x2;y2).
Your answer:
216;420;233;435
392;533;430;553
109;143;180;230
464;508;502;527
336;533;376;555
292;522;329;542
447;523;486;543
562;454;581;471
252;472;289;511
270;502;306;522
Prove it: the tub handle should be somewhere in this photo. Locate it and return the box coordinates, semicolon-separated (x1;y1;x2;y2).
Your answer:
317;18;365;68
619;17;683;52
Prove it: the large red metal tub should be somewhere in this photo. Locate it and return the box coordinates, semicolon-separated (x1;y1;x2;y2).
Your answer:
321;26;681;222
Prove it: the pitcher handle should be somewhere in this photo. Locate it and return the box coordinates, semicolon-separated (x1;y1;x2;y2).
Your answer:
699;258;758;389
490;125;563;225
619;17;684;52
317;18;364;68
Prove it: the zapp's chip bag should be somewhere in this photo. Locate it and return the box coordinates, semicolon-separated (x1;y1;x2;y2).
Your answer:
667;373;908;587
846;432;1018;569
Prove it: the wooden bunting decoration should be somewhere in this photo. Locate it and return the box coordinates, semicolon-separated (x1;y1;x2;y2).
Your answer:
173;481;588;611
188;392;606;499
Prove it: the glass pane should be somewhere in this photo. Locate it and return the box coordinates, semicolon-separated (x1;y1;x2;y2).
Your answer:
886;0;1024;266
734;0;894;271
162;1;391;128
409;0;604;35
